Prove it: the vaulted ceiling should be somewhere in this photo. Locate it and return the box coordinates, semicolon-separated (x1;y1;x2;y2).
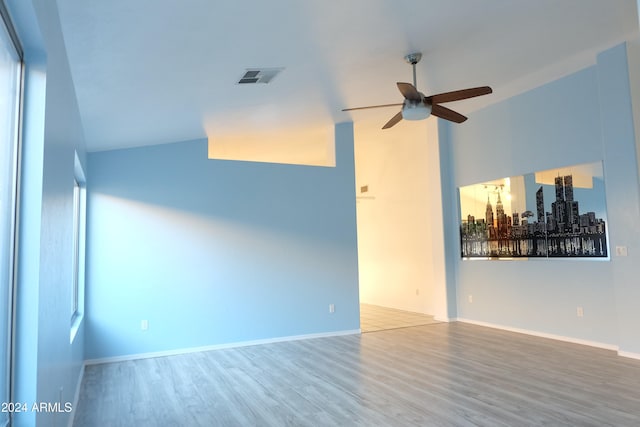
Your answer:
57;0;638;158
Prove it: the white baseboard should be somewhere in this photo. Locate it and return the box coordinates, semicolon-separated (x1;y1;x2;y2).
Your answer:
618;350;640;360
456;318;619;352
434;316;454;323
85;329;362;365
68;363;85;427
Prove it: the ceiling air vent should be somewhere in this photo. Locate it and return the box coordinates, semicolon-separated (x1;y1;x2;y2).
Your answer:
237;68;284;85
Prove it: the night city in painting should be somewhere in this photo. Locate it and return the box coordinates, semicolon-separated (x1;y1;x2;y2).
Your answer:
459;162;608;259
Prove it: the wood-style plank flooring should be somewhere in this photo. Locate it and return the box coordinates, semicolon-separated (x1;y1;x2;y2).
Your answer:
360;303;441;332
73;323;640;426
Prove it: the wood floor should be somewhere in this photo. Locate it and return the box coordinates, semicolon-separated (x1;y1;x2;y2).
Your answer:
73;323;640;426
360;303;441;332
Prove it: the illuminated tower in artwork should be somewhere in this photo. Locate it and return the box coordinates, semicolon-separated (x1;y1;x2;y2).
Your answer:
552;175;567;227
555;176;564;202
564;175;579;228
564;175;574;201
496;192;508;237
485;195;494;227
496;192;505;219
536;186;545;223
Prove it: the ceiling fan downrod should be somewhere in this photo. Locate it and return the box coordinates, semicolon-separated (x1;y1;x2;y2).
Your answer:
404;52;422;88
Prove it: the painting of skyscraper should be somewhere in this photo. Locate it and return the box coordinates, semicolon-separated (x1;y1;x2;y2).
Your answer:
459;162;608;259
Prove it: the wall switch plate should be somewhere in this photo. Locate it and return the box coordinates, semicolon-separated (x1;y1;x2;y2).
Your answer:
615;246;628;256
141;319;149;330
329;304;335;314
468;295;473;303
576;307;584;317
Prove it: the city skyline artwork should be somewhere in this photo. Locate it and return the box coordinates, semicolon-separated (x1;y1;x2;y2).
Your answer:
459;162;608;259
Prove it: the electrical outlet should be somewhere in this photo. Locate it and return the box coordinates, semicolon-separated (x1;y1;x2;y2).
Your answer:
329;304;335;314
416;288;420;296
615;246;628;256
468;295;473;303
141;319;149;331
576;307;584;317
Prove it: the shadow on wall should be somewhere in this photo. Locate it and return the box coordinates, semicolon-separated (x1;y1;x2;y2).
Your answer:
84;135;361;360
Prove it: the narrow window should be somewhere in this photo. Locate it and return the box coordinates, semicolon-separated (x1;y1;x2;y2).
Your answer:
71;153;86;339
0;2;22;425
71;178;81;316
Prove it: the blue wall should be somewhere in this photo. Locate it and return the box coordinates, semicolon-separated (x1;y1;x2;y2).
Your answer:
596;44;640;355
85;124;360;360
446;43;640;354
8;0;87;426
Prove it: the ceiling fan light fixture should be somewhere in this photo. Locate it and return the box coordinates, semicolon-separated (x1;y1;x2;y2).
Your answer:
401;103;431;121
341;52;491;129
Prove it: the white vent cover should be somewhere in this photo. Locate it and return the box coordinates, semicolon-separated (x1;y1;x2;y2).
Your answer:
237;68;284;84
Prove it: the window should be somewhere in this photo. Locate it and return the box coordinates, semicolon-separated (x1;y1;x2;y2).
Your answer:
0;2;22;426
71;153;86;339
72;178;81;316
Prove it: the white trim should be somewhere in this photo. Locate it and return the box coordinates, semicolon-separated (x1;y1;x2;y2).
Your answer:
85;329;362;365
69;313;82;344
456;318;619;352
617;350;640;360
67;363;84;427
433;316;455;323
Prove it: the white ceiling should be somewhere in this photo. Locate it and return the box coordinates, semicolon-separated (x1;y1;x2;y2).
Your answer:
57;0;638;154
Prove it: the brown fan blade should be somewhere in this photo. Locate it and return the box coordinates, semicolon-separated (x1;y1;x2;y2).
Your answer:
426;86;492;104
342;103;403;112
382;111;403;129
431;104;467;123
397;82;422;102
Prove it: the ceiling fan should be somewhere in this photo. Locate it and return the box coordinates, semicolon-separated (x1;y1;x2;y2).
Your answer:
342;52;492;129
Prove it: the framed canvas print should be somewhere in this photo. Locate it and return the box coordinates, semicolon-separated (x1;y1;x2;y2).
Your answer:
459;162;608;259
